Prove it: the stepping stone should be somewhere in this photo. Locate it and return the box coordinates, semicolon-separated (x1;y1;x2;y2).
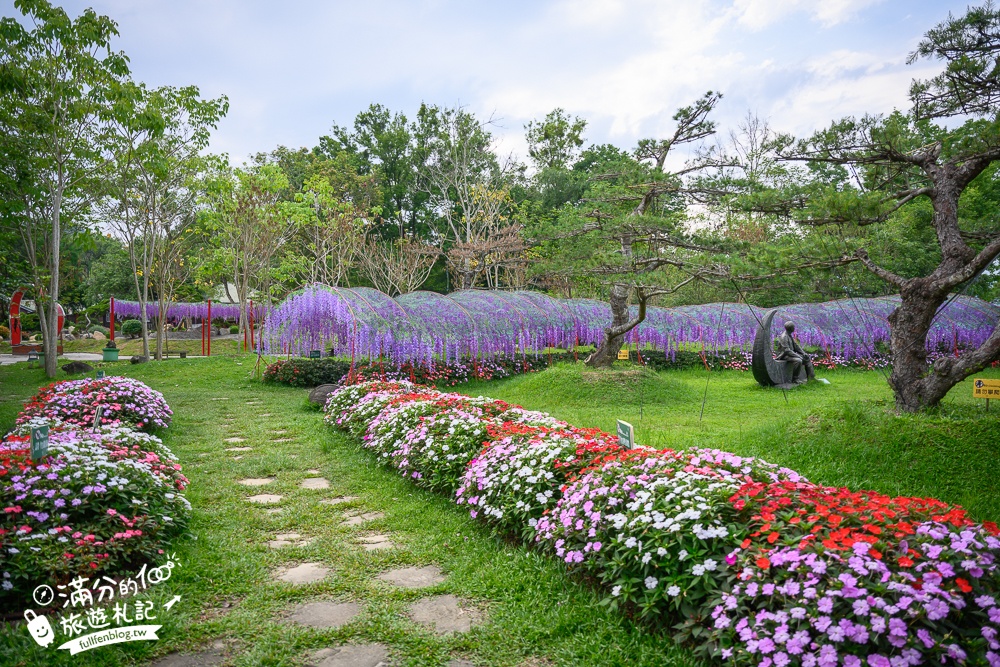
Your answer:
377;565;445;588
260;413;274;417
211;397;230;401
226;446;253;452
198;453;210;458
308;644;390;667
268;532;313;549
265;508;283;515
320;496;358;506
341;512;383;526
301;478;330;490
287;601;361;629
233;456;243;461
449;661;476;667
147;640;227;666
357;534;394;551
408;595;481;635
247;494;282;504
246;400;262;404
275;562;330;585
224;437;245;443
306;468;320;474
239;478;275;487
274;438;294;443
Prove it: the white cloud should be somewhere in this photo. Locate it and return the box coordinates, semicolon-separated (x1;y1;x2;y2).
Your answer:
732;0;884;30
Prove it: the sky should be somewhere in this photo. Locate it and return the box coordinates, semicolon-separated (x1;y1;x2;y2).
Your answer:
1;0;974;166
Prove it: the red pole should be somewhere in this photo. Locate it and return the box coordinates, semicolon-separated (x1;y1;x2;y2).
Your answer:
249;300;255;351
201;309;206;357
109;297;115;342
207;300;212;357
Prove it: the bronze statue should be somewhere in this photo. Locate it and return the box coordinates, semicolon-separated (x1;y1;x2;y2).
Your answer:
774;321;815;382
751;310;813;389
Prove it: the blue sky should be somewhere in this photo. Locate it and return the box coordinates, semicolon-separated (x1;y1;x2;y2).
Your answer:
2;0;973;165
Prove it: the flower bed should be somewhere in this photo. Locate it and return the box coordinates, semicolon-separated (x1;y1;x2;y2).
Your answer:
323;380;1000;665
1;379;187;603
16;376;173;431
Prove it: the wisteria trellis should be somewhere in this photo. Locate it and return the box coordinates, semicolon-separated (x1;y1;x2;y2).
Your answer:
260;284;1000;364
112;300;264;322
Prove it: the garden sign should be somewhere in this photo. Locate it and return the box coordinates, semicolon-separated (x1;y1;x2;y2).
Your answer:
973;378;1000;410
30;425;49;462
616;420;634;448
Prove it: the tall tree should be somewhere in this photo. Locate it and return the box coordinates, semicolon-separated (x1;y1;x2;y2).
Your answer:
103;83;227;360
204;162;291;339
0;0;129;376
775;4;1000;411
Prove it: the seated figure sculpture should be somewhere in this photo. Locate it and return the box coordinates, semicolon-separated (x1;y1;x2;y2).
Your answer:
751;310;815;389
774;321;815;383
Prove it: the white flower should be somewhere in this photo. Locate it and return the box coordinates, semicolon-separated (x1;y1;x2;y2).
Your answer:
641;553;652;564
703;558;718;571
624;537;637;549
691;564;706;576
678;549;688;561
612;585;622;597
667;585;681;597
657;547;667;556
644;576;658;589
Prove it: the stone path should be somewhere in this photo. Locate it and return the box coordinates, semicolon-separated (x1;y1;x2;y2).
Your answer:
357;534;394;551
225;446;252;452
275;562;331;584
238;477;274;487
377;565;444;588
0;352;103;366
268;532;312;548
341;511;384;526
287;601;361;629
247;494;282;504
307;644;390;667
320;496;358;505
300;477;330;489
408;595;481;634
224;437;245;443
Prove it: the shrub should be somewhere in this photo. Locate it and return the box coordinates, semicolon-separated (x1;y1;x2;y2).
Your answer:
87;324;110;336
263;358;353;387
229;325;239;334
16;377;173;430
0;324;9;339
121;319;143;338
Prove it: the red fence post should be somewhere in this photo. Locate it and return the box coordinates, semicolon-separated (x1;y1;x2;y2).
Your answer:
207;300;212;357
109;297;115;343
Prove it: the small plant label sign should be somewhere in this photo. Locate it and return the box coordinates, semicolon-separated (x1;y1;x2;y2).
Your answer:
30;424;49;461
616;420;634;448
617;348;630;360
97;370;105;379
309;350;321;359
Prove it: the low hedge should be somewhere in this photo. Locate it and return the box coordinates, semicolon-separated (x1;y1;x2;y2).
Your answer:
324;380;1000;666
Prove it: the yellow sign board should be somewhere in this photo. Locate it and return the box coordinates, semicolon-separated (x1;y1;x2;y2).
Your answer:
617;348;630;360
973;378;1000;399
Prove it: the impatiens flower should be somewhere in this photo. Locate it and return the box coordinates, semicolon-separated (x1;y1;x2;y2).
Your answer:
644;576;658;590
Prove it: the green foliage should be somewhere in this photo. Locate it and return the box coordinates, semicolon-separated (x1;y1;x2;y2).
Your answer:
228;325;238;334
0;325;8;338
120;319;142;338
262;357;352;387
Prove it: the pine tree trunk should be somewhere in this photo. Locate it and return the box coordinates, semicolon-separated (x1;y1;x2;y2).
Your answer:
585;284;632;368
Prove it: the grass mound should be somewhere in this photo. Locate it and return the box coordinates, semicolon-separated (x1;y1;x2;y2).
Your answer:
499;362;695;406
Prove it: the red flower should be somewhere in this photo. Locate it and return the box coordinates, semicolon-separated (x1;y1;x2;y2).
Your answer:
755;557;771;570
955;578;972;593
766;531;779;544
897;556;914;568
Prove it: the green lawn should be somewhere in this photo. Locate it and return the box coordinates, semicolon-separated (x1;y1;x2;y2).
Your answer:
0;358;997;667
